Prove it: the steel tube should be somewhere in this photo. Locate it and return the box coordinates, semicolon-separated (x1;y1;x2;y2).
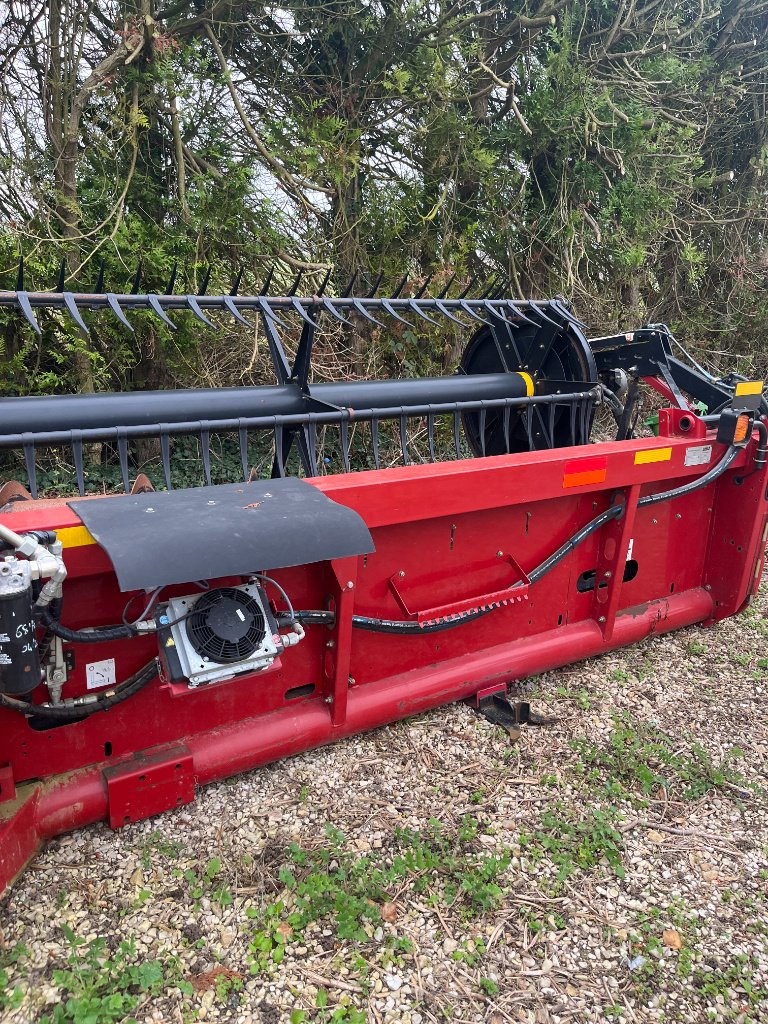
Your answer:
0;373;532;437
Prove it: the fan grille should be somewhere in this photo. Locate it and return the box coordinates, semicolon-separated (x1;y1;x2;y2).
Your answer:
186;587;266;664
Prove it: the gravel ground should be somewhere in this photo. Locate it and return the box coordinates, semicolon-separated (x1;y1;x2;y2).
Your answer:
1;579;766;1024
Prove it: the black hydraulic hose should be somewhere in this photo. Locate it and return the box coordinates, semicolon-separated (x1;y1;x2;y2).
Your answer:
353;443;741;634
0;660;157;719
635;444;740;508
36;605;137;643
527;504;624;585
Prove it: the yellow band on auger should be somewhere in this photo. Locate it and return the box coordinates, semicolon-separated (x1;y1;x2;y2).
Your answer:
519;372;534;397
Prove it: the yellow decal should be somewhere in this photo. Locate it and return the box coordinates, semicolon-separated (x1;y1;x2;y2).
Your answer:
735;380;764;396
518;371;534;397
634;447;673;465
57;525;96;549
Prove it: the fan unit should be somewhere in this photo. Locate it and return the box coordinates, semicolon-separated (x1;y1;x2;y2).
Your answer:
161;583;280;686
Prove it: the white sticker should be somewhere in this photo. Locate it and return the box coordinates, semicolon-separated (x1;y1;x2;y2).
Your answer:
86;658;116;690
685;445;712;467
626;538;634;560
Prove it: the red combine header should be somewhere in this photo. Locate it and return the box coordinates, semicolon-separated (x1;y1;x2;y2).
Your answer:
0;272;765;893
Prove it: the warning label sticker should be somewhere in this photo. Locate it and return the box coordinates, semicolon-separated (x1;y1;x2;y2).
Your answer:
86;658;116;690
684;445;712;467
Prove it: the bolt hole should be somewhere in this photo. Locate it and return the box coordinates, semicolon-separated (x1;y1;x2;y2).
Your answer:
138;774;146;782
679;416;693;432
104;742;113;757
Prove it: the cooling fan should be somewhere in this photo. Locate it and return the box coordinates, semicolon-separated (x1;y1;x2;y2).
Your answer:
160;583;281;686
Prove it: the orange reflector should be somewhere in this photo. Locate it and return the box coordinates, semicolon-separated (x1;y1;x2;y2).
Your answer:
563;455;607;488
734;414;750;444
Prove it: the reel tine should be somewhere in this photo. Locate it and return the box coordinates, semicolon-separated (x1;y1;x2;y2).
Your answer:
107;294;134;331
390;273;409;299
527;302;560;328
380;299;414;327
258;297;290;329
570;402;577;446
23;442;38;499
370;418;381;469
414;273;433;299
16;292;41;335
457;277;475;299
399;414;409;465
579;398;589;444
290;297;319;328
165;263;178;295
186;295;217;329
478;408;487;458
552;297;588;329
230;266;244;296
408;300;440;325
274;425;286;477
489;277;510;300
341;269;358;297
458;299;489;324
524;405;534;449
201;429;212;486
63;293;90;336
352;299;387;328
547;404;556;447
259;265;275;295
160;431;173;489
478;276;497;299
131;261;142;294
238;426;249;481
306;420;319;475
321;298;354;326
435;300;466;326
288;270;303;296
503;405;511;452
148;295;177;330
56;257;66;293
316;266;332;297
437;273;456;299
94;260;105;293
340;419;351;473
453;411;461;458
507;301;537;326
198;265;211;295
366;270;383;298
72;435;85;496
117;432;130;493
427;412;436;462
224;295;253;327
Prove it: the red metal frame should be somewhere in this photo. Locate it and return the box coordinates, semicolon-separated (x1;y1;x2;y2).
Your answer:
1;415;766;893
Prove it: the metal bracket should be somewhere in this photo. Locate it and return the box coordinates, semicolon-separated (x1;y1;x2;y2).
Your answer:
103;744;194;828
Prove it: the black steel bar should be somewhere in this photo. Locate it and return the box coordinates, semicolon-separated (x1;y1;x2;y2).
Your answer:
0;391;598;450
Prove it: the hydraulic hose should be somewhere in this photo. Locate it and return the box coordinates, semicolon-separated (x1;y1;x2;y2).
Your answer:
353;443;741;634
36;605;137;643
0;660;157;719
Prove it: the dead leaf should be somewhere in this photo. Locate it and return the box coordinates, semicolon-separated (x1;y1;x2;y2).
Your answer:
489;1014;504;1024
663;928;683;950
381;902;398;923
276;922;293;939
189;967;243;992
646;830;667;844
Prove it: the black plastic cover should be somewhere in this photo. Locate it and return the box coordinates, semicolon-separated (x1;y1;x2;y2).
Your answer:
69;478;374;592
